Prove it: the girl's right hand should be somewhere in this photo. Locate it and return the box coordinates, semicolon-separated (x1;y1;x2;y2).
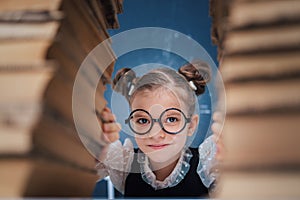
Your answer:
211;111;225;162
99;107;121;144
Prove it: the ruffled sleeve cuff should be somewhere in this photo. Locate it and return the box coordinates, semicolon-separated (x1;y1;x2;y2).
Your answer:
197;135;219;188
95;138;134;194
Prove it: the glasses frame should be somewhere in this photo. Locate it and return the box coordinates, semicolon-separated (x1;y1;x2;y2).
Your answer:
125;107;191;135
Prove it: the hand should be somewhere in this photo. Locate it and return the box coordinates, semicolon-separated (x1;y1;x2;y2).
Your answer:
211;111;225;162
98;107;121;144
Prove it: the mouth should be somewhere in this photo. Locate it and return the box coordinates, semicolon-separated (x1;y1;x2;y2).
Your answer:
148;144;170;150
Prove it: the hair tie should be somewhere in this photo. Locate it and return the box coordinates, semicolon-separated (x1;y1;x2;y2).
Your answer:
189;81;197;91
128;83;135;96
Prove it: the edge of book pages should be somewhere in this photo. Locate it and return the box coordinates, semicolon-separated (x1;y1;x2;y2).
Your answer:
228;0;300;29
0;0;62;12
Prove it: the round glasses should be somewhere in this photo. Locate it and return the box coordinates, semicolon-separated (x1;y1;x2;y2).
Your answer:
125;108;191;135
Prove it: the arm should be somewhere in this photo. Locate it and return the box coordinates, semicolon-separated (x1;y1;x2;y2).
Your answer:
197;111;224;193
95;107;134;194
95;106;120;179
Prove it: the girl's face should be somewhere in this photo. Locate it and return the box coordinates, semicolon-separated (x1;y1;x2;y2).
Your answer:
131;88;199;165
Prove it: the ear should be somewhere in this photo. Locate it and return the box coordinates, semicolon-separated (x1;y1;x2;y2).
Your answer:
188;114;199;136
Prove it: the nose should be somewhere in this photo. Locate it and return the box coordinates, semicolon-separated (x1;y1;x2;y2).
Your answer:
148;122;166;139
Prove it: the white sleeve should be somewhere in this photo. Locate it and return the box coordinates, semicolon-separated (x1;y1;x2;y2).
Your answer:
95;138;134;194
196;135;218;188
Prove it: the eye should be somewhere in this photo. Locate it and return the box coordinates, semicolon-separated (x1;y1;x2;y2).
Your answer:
137;118;150;124
166;117;178;123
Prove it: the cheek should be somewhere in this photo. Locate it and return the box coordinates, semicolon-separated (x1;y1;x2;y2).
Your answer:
135;137;147;150
172;133;188;147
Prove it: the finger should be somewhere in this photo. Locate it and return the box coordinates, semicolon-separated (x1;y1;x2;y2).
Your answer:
215;139;225;162
211;121;222;136
102;106;111;112
102;131;120;143
212;111;223;122
97;107;116;123
102;122;121;143
102;122;121;133
101;111;117;123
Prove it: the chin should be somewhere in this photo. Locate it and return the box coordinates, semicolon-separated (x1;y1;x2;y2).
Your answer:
146;147;182;165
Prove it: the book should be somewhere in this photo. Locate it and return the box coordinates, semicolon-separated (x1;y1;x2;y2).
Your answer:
0;126;34;155
228;0;300;29
94;0;123;29
0;66;54;104
62;0;108;51
88;0;114;35
0;40;54;66
0;156;98;197
0;8;62;65
216;171;300;198
209;0;300;198
0;22;60;40
224;24;300;54
58;0;116;77
33;113;99;172
209;0;229;60
70;0;109;38
222;113;300;169
225;77;300;114
0;0;122;197
220;50;300;82
47;21;115;84
0;65;54;154
44;71;107;127
0;0;62;12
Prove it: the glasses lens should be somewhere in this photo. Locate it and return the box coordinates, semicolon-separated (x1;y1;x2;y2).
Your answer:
128;110;152;135
161;109;186;134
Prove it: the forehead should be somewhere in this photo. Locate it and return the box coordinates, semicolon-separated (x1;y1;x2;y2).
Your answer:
130;87;185;113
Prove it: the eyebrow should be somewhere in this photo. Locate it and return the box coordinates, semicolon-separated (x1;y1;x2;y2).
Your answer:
132;113;149;118
164;112;181;116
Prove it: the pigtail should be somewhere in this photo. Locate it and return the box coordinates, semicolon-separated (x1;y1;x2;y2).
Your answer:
178;60;211;96
112;68;136;101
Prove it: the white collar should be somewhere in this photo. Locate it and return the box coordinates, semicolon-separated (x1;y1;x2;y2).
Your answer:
137;148;193;190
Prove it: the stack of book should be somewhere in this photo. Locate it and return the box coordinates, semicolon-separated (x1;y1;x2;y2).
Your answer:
0;0;122;197
210;0;300;198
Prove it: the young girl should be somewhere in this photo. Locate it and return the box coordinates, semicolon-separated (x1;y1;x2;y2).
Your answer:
96;61;219;198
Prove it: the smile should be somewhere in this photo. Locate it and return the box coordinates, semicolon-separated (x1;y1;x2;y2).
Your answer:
148;144;170;150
